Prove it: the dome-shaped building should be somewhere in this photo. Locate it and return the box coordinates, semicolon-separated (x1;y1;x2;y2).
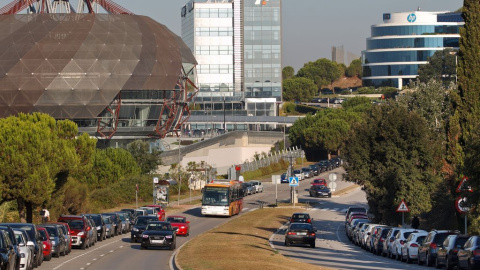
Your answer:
0;11;197;142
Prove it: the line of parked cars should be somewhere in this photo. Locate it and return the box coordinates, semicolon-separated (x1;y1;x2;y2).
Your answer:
280;157;342;184
241;180;264;196
345;206;480;270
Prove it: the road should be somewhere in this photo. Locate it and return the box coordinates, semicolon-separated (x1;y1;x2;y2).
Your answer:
271;186;430;270
35;167;347;270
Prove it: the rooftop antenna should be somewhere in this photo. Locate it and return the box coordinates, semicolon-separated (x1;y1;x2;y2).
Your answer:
417;6;421;11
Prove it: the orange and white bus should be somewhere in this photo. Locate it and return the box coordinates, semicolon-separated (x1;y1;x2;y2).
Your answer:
201;179;244;217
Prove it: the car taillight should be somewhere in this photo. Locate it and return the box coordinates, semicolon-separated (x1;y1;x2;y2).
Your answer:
430;243;437;249
287;232;295;235
400;240;405;245
307;219;311;223
290;219;294;223
453;249;458;253
309;232;316;236
380;238;384;243
473;250;480;256
411;243;419;247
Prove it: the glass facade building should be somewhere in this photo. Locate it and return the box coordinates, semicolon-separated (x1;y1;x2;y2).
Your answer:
362;11;463;89
181;0;282;131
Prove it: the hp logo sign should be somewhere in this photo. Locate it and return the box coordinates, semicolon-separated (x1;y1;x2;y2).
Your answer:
407;13;417;23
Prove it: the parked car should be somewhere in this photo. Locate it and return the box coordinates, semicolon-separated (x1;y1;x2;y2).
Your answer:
0;228;17;270
382;228;401;257
13;230;34;270
140;221;177;250
309;185;331;198
418;229;459;266
345;207;368;222
131;216;161;243
37;227;52;262
120;209;136;225
308;164;319;176
280;173;288;184
366;225;386;252
249;181;264;193
316;160;333;172
457;235;480;270
372;227;392;255
293;169;304;181
57;215;92;250
144;205;166;221
242;182;255;195
47;222;72;255
436;234;470;269
101;216;114;239
391;228;422;259
290;213;312;224
0;225;21;270
101;213;122;236
284;223;316;248
115;212;128;234
2;223;43;267
37;224;67;258
84;214;107;241
166;216;190;236
359;223;378;249
401;231;428;263
301;167;313;178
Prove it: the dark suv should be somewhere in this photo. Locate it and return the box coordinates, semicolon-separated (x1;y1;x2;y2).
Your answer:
131;215;161;243
418;230;459;266
57;215;92;250
85;214;107;241
290;213;312;223
436;234;470;269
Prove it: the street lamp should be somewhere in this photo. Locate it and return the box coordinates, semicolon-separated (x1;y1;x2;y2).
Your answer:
177;131;181;206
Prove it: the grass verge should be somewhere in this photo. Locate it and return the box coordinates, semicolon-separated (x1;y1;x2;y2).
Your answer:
177;208;333;270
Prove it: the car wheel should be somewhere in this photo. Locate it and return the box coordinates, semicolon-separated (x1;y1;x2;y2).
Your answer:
427;253;433;267
170;242;176;250
45;253;52;261
81;239;87;250
141;246;146;250
406;252;412;264
418;252;424;265
55;251;60;258
285;240;290;247
131;237;136;243
435;257;441;269
446;257;452;270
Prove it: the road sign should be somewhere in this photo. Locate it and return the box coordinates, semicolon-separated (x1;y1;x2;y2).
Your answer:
289;177;299;187
396;200;410;212
329;173;337;182
456;176;473;193
456;197;471;214
153;177;159;184
328;181;337;191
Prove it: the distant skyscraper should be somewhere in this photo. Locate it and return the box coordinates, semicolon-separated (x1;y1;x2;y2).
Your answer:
181;0;282;130
332;46;345;65
362;11;463;89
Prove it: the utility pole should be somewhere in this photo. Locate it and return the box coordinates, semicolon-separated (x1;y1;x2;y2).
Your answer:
283;153;296;206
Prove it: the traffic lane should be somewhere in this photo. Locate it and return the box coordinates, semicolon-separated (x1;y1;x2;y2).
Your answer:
273;188;425;270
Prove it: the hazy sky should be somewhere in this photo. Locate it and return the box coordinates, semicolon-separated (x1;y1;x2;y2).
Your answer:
5;0;463;71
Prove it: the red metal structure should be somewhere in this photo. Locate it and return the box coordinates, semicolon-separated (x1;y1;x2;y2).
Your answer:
0;0;134;15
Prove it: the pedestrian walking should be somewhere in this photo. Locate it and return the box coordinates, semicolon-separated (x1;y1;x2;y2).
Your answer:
411;215;420;229
40;207;50;224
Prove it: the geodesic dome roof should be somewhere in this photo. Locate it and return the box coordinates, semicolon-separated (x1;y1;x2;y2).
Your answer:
0;13;197;119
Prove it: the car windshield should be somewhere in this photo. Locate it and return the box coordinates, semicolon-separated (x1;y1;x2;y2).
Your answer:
293;170;301;174
45;227;59;236
102;217;111;224
38;230;47;241
67;220;84;230
167;217;186;223
455;238;469;247
88;216;102;226
14;233;25;244
8;225;34;241
292;214;309;219
146;223;171;231
290;224;313;231
435;233;456;244
417;235;426;243
135;217;157;226
141;208;154;215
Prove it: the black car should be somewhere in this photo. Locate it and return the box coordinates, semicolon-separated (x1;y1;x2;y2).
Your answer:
131;216;160;243
2;223;43;268
101;213;122;236
84;214;107;241
418;230;459;266
285;222;316;248
308;164;319;176
0;226;20;270
140;221;177;250
0;228;17;270
290;213;312;223
120;209;136;225
436;234;470;269
309;185;332;197
373;227;392;255
316;160;332;172
37;224;67;258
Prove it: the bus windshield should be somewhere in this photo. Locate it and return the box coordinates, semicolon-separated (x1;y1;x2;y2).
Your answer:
202;187;229;206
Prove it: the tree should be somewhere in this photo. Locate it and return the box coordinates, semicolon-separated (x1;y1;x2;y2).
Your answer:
346;58;362;78
282;66;295;80
92;148;141;188
127;140;162;174
0;113;83;223
343;103;443;225
282;77;317;102
417;48;457;85
297;58;342;91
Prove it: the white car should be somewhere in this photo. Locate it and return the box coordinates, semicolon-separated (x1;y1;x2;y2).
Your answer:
400;231;428;263
14;230;34;270
293;169;305;181
391;228;424;259
249;180;264;193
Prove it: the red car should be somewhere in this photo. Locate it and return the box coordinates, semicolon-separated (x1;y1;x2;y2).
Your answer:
37;227;52;261
166;216;190;236
311;178;327;186
145;205;166;221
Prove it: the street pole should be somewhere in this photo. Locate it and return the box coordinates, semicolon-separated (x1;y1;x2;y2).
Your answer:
177;135;181;206
223;95;226;131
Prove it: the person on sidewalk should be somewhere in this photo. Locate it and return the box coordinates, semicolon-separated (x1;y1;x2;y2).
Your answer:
40;207;50;224
411;215;420;229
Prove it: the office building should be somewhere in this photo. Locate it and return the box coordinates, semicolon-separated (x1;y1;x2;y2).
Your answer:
362;11;463;89
181;0;282;131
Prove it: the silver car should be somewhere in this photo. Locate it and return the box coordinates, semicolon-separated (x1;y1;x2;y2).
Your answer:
249;180;264;193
